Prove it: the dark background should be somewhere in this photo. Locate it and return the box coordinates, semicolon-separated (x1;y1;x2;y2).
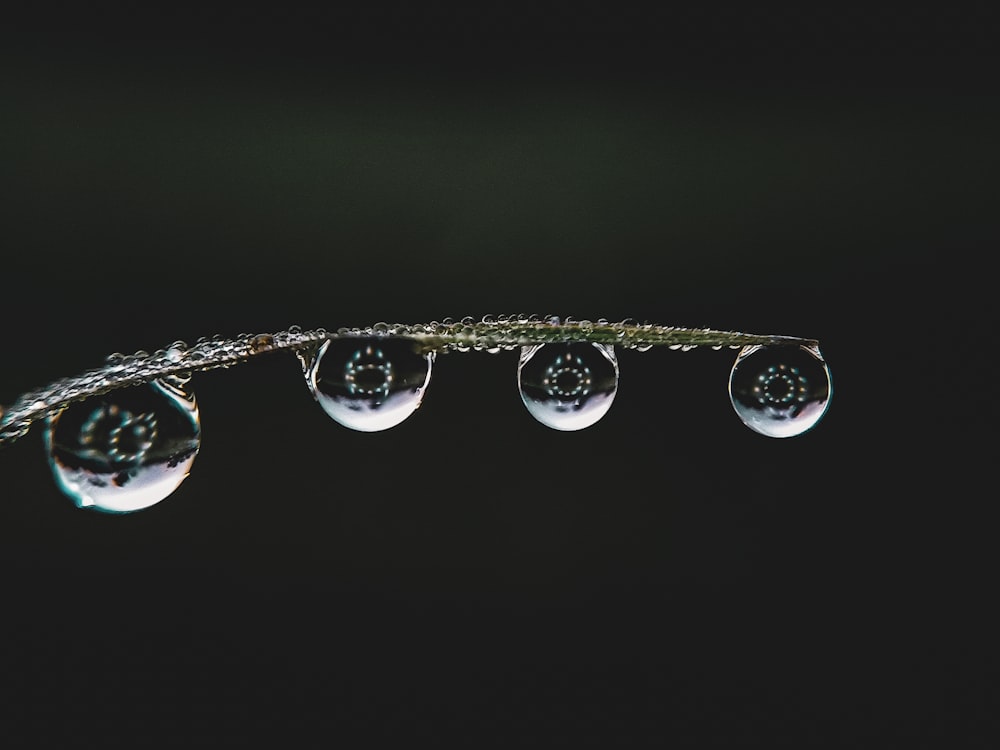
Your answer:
2;5;997;746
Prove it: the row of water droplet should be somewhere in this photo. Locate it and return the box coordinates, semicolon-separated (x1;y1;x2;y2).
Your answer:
42;336;832;514
0;316;817;445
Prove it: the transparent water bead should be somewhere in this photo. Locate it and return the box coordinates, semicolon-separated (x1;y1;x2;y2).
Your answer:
305;337;434;432
518;342;619;431
43;379;201;513
728;344;832;438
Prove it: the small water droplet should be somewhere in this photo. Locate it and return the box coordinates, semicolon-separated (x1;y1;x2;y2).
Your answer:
305;337;434;432
165;343;186;363
517;342;619;431
728;344;832;438
44;380;201;513
250;333;275;352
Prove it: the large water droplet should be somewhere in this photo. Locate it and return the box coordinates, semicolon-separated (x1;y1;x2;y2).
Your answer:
305;337;434;432
44;380;201;513
517;342;619;431
728;344;832;438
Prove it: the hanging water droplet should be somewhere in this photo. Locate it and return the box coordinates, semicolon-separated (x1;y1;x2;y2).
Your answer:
728;344;832;438
517;342;619;431
304;337;434;432
44;379;201;513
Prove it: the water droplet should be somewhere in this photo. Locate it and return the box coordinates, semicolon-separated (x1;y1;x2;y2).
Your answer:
728;344;832;438
517;342;619;431
305;337;434;432
44;380;201;513
250;333;275;352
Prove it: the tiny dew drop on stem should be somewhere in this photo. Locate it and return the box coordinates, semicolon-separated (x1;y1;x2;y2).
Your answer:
43;379;201;513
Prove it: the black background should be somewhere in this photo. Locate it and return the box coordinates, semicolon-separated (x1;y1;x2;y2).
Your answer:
2;5;998;746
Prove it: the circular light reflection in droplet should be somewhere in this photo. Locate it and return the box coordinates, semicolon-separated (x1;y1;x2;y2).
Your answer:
44;379;201;513
518;342;619;431
728;344;832;438
306;337;434;432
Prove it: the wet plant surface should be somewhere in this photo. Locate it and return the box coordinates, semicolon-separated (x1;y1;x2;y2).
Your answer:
1;8;998;747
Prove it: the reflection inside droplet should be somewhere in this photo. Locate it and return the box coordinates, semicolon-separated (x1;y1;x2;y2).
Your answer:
728;344;832;438
305;337;434;432
518;342;619;431
44;380;201;512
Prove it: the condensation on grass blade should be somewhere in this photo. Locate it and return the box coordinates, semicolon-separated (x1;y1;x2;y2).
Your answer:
1;316;825;449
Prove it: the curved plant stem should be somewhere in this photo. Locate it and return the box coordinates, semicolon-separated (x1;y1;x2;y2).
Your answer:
0;315;820;447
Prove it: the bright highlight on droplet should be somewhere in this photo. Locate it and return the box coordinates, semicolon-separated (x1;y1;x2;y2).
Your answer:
44;379;201;513
518;342;619;431
305;337;434;432
728;344;832;438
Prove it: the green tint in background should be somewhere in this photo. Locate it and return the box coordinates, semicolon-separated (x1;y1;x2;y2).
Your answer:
1;10;998;745
3;45;991;345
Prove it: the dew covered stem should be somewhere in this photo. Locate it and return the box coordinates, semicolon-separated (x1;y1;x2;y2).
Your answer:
0;316;821;447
